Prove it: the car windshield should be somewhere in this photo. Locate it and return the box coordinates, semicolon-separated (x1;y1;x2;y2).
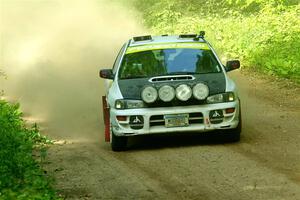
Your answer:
118;48;221;79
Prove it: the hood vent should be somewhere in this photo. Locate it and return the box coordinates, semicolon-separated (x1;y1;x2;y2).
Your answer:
149;75;195;83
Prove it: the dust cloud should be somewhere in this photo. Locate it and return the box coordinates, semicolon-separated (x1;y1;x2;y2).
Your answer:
0;0;145;141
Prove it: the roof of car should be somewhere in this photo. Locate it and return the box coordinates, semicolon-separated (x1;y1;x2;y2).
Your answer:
129;35;206;47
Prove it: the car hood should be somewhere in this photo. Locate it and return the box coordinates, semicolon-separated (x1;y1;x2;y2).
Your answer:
117;73;226;100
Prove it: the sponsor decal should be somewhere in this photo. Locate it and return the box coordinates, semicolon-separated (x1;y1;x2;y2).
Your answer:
212;110;221;118
133;116;142;123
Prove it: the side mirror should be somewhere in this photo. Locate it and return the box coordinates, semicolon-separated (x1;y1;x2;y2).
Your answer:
225;60;240;72
99;69;114;79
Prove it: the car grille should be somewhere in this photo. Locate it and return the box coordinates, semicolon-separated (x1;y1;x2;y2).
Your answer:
149;112;204;127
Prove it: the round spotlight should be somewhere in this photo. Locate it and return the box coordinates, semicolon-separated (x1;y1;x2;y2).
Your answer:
176;84;192;101
159;85;175;102
141;86;158;103
193;83;209;100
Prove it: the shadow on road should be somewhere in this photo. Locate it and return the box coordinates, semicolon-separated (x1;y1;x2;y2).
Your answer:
126;131;240;151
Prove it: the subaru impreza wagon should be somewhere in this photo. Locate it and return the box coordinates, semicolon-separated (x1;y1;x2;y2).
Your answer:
99;32;241;151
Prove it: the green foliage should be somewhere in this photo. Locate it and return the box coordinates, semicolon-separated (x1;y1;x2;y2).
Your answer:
131;0;300;82
0;100;59;199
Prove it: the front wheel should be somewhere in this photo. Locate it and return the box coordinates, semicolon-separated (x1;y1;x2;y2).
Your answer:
228;120;241;142
111;132;127;151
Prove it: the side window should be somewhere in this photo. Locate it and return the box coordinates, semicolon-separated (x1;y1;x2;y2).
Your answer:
112;43;127;74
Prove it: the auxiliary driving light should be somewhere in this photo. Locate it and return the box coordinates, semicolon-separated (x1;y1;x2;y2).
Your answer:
141;86;158;103
176;84;192;101
159;85;175;102
193;83;209;100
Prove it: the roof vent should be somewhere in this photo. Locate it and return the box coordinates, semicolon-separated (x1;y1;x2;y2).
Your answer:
133;35;152;42
149;75;195;83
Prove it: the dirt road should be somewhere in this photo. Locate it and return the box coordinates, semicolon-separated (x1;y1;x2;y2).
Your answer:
1;1;299;199
45;71;300;200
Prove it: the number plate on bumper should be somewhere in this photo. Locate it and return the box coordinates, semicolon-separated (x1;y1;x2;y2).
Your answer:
164;114;189;128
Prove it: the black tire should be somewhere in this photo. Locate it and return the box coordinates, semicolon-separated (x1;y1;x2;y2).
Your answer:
111;132;127;151
228;119;241;142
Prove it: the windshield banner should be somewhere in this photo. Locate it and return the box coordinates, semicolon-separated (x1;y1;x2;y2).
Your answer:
126;42;210;54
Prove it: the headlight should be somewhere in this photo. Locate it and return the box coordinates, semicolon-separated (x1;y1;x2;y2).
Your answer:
176;84;192;101
141;86;158;103
115;99;145;109
158;85;175;102
206;92;235;104
193;83;209;100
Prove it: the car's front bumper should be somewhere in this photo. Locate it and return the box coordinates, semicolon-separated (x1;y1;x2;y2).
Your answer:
110;100;240;136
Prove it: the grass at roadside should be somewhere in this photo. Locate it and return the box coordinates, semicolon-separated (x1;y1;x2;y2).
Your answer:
0;100;60;200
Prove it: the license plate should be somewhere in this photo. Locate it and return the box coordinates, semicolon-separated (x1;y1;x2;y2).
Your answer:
164;114;189;128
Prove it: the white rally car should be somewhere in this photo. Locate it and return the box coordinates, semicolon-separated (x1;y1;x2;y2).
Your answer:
100;32;241;151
